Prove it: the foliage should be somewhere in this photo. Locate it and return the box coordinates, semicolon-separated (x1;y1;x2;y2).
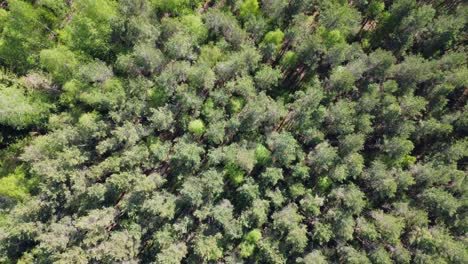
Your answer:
188;119;206;137
0;82;51;129
0;0;52;73
0;0;467;263
0;167;33;201
61;0;118;58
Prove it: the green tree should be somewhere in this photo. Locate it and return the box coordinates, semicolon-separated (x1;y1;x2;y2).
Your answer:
371;210;404;244
61;0;118;58
254;65;282;91
0;84;51;128
420;188;460;218
1;0;467;263
267;132;301;166
0;0;52;73
193;233;224;261
188;119;206;137
39;46;78;84
240;0;260;19
260;167;283;186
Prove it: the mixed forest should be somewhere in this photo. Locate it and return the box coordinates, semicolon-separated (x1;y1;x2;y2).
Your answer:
0;0;467;263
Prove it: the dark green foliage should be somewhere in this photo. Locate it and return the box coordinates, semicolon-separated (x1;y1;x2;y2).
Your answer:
0;0;467;263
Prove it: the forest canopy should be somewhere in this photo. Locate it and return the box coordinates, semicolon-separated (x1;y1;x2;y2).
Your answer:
0;0;467;263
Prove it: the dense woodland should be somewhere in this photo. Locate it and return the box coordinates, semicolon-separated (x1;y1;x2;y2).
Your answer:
0;0;467;263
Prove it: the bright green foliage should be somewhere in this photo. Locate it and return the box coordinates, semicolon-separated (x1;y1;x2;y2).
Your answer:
229;97;244;113
224;162;245;186
61;0;118;58
198;45;224;67
0;84;50;128
188;119;206;136
280;51;298;68
239;241;255;258
289;183;306;198
366;1;385;19
239;229;262;258
245;229;262;243
255;144;271;165
0;0;51;73
240;0;260;19
152;0;200;15
148;87;168;108
193;234;224;261
180;15;208;43
320;28;346;49
317;176;332;192
312;222;333;245
263;29;284;46
0;0;467;263
0;9;7;24
0;167;32;201
39;46;78;83
261;29;285;58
